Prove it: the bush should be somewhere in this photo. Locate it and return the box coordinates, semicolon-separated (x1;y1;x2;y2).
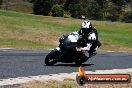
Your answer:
106;3;121;21
122;11;132;23
69;4;82;18
33;0;53;16
51;4;63;17
87;0;102;20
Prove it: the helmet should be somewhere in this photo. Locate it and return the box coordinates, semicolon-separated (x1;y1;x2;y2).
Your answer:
81;21;92;29
79;21;92;36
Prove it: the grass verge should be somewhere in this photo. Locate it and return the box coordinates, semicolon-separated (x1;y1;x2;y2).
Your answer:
21;74;132;88
0;9;132;51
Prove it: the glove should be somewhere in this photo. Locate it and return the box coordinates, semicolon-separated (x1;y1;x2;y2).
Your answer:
76;47;82;51
88;33;96;40
76;43;92;51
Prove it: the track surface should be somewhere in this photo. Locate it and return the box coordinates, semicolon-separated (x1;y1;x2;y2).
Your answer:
0;49;132;79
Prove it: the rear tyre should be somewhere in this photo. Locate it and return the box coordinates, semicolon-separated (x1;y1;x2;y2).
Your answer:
45;50;57;66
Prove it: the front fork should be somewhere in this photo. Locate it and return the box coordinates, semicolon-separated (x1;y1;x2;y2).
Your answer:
55;47;63;61
56;46;61;51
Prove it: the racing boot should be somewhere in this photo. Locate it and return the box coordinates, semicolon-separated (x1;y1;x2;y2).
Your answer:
89;50;97;58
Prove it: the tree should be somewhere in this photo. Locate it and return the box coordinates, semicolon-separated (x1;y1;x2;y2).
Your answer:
110;0;126;6
0;0;2;5
51;4;63;17
64;0;81;18
95;0;108;20
0;0;3;8
130;0;132;9
31;0;130;22
33;0;53;16
69;4;82;17
28;0;36;3
64;0;71;11
87;0;102;20
106;3;121;21
52;0;65;5
122;11;132;23
71;0;85;18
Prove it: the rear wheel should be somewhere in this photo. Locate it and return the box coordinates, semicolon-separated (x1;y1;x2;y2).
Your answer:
45;50;57;66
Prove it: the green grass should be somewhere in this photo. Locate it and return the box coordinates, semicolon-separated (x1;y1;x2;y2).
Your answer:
93;21;132;51
0;9;132;51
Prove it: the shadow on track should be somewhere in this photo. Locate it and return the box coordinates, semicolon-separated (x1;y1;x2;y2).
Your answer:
51;63;94;67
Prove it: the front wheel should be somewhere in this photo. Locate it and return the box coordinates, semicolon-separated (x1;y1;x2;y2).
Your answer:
75;62;83;66
75;58;83;66
45;49;58;66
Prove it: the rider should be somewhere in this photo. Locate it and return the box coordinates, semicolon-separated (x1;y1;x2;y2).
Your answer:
78;21;101;57
56;20;101;58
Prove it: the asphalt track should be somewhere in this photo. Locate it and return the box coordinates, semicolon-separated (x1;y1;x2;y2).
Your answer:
0;49;132;79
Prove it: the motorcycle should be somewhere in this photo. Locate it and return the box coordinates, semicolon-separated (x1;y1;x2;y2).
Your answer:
45;48;89;66
45;34;90;66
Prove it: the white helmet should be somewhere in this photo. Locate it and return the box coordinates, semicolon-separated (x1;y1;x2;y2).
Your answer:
81;21;92;29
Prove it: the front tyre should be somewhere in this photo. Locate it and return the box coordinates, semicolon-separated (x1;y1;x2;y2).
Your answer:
75;58;83;66
45;49;57;66
75;61;83;66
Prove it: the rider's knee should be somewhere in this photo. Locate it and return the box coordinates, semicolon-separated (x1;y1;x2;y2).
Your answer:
97;40;101;48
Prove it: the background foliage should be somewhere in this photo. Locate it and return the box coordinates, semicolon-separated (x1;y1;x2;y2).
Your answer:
0;0;132;22
51;4;63;17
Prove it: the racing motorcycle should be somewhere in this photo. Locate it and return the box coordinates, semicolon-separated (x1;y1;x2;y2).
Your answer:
45;33;90;66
